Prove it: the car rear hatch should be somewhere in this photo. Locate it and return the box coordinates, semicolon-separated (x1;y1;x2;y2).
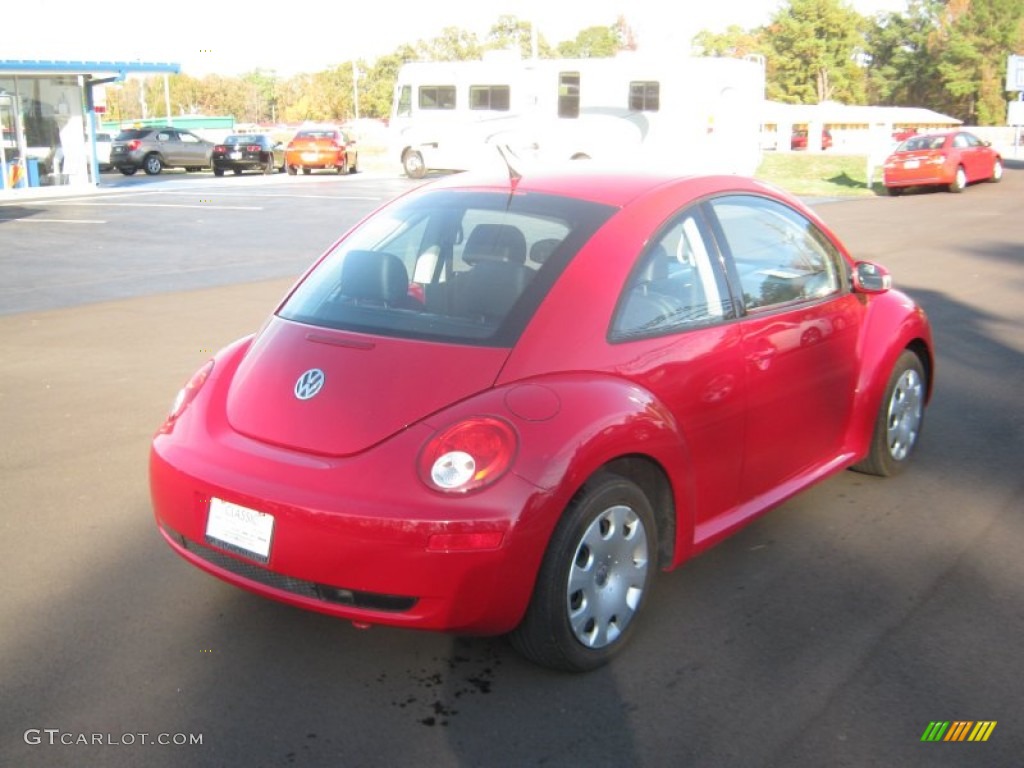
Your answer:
225;317;510;456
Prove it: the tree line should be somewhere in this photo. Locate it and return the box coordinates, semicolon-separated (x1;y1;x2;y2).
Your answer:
108;0;1023;129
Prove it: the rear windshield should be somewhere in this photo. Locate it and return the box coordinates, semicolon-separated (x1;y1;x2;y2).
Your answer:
902;135;946;151
278;189;616;346
114;129;152;140
295;130;338;140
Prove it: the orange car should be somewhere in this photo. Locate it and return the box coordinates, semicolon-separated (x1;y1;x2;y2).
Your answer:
882;130;1002;195
285;127;358;175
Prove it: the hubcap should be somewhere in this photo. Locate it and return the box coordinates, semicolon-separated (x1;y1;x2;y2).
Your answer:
566;504;649;649
886;369;923;461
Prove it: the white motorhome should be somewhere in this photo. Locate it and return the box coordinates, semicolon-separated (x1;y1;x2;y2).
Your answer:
390;51;765;178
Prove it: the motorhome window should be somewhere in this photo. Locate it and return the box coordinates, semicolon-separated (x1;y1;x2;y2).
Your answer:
396;85;412;117
418;86;456;110
469;85;511;111
558;72;580;118
629;81;660;112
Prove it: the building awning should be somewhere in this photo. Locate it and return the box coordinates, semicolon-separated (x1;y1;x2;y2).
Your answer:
0;60;180;77
763;100;961;127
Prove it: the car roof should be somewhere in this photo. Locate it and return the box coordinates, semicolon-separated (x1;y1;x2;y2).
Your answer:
420;166;790;209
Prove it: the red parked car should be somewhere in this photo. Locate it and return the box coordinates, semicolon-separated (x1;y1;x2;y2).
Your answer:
883;130;1002;194
150;168;933;671
284;127;358;175
791;128;833;150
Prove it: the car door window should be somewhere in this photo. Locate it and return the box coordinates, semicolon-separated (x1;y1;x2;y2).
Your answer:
709;195;843;312
612;210;733;339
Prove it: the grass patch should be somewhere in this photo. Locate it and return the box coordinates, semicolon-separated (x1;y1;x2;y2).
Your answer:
756;153;885;197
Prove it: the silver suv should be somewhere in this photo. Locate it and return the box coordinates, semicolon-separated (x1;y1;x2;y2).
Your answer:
110;127;214;175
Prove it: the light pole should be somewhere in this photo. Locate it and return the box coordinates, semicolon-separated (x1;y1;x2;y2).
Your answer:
352;63;360;120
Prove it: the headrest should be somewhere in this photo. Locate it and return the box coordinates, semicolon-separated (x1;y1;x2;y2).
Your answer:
462;224;527;265
341;250;409;304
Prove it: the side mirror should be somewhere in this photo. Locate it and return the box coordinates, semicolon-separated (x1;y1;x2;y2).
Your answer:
852;261;892;294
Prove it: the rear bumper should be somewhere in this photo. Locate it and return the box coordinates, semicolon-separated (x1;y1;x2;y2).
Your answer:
149;423;552;635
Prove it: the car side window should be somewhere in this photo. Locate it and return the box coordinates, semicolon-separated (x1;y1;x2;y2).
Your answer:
709;196;843;312
612;210;733;339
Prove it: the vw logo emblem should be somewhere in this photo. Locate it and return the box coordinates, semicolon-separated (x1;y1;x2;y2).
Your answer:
294;368;325;400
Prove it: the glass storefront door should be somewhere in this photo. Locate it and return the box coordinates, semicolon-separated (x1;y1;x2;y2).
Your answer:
0;75;89;189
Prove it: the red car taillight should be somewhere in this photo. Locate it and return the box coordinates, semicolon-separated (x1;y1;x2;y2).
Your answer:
160;360;214;434
246;144;261;152
127;139;142;152
418;417;518;494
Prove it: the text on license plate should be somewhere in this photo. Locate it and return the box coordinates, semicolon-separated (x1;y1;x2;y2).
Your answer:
302;151;319;161
206;497;274;562
903;160;920;169
230;151;242;159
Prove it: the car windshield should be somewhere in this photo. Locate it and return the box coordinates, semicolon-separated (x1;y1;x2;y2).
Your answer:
114;129;150;140
223;135;260;143
278;189;616;346
296;130;337;140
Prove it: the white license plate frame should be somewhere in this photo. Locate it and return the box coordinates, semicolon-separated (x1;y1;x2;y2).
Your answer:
206;497;274;563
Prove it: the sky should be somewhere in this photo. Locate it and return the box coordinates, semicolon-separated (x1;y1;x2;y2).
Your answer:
6;0;909;77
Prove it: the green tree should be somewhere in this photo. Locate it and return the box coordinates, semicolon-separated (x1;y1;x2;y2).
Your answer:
693;24;769;58
763;0;869;104
412;26;482;61
932;0;1024;124
556;25;625;58
485;15;554;58
864;1;944;107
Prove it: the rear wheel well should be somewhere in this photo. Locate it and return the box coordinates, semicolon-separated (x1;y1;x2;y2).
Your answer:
599;456;675;569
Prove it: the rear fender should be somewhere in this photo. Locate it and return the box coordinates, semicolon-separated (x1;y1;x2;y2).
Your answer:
426;373;696;567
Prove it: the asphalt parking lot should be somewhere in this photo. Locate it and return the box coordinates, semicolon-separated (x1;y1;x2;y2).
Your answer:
1;165;1022;767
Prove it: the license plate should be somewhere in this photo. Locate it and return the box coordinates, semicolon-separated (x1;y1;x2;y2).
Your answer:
903;160;920;169
230;151;242;160
302;151;319;161
206;497;274;562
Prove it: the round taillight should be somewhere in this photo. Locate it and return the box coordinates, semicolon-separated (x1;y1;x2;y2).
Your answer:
419;417;517;493
161;360;214;433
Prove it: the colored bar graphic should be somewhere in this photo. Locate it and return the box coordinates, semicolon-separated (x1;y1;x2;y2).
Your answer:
968;722;997;742
921;721;996;742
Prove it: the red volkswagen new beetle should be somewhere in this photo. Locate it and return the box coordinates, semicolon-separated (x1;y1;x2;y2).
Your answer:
150;169;933;671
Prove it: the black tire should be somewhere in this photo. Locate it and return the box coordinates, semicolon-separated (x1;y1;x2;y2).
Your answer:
118;166;137;176
302;167;312;175
348;155;358;174
885;185;903;197
989;158;1003;183
286;164;297;176
233;168;243;176
143;154;163;175
213;167;224;177
948;165;966;193
402;149;426;179
263;155;274;175
852;350;927;477
510;472;657;672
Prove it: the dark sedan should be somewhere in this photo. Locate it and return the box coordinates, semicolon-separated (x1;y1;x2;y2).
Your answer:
212;134;286;176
